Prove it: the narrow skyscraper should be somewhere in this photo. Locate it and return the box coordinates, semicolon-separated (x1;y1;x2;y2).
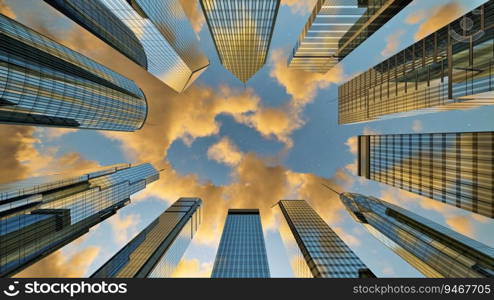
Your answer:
211;209;270;278
44;0;147;68
339;192;494;277
0;15;147;131
339;1;494;124
91;198;202;278
0;163;159;277
275;200;375;278
358;132;494;219
200;0;280;82
99;0;209;93
288;0;412;73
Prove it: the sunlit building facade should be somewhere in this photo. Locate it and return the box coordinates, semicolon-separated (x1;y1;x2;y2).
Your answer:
358;132;494;219
0;15;147;131
200;0;280;82
91;198;202;278
0;163;159;277
288;0;412;73
339;1;494;124
44;0;147;68
275;200;375;278
340;192;494;277
99;0;209;93
211;209;270;278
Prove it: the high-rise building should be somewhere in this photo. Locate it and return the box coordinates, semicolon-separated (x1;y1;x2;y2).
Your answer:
200;0;280;83
91;198;202;278
99;0;209;93
339;1;494;124
275;200;375;278
0;15;147;131
358;132;494;219
211;209;270;278
0;163;159;277
44;0;147;68
339;192;494;277
288;0;412;73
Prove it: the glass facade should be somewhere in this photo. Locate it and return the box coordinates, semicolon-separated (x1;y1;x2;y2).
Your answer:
211;209;270;278
100;0;209;93
358;132;494;219
0;14;147;131
339;1;494;124
276;200;375;278
44;0;147;68
0;163;159;277
340;193;494;277
288;0;412;73
91;198;202;278
200;0;280;82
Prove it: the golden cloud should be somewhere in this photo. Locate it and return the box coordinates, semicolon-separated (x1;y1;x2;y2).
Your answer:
171;258;213;278
179;0;206;34
207;137;243;166
281;0;317;14
414;2;464;41
108;213;141;245
0;0;16;18
381;30;405;57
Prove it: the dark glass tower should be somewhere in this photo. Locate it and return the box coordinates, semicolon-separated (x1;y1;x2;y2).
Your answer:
289;0;412;73
99;0;209;93
340;192;494;277
0;163;159;277
0;15;147;131
339;1;494;124
44;0;147;68
200;0;280;83
358;132;494;219
211;209;270;278
91;198;202;278
275;200;375;278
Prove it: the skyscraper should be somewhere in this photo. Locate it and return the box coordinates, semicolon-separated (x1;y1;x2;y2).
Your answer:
275;200;375;278
288;0;412;73
200;0;280;82
44;0;147;68
339;1;494;124
358;132;494;219
0;15;147;131
0;163;159;277
339;192;494;277
99;0;209;93
211;209;270;278
91;198;202;278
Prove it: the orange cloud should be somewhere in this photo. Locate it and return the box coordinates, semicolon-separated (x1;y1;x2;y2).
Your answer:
414;2;464;41
381;30;405;57
281;0;317;14
0;0;16;18
179;0;205;34
446;215;475;237
108;214;141;245
14;247;100;278
171;258;213;278
207;137;243;166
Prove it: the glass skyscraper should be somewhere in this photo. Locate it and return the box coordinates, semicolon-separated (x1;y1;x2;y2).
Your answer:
339;1;494;124
0;14;147;131
211;209;270;278
358;132;494;219
200;0;280;83
288;0;412;73
0;163;159;277
91;198;202;278
275;200;375;278
340;192;494;277
99;0;209;93
44;0;147;68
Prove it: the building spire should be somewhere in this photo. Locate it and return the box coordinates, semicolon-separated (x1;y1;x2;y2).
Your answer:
321;183;341;196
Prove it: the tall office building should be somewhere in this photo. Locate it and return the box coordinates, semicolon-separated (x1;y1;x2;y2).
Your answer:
0;15;147;131
340;192;494;277
288;0;412;73
358;132;494;219
99;0;209;93
91;198;202;278
339;1;494;124
211;209;270;278
0;163;159;277
275;200;375;278
200;0;280;82
44;0;147;68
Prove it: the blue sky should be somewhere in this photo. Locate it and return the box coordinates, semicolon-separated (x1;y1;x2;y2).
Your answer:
3;0;493;278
